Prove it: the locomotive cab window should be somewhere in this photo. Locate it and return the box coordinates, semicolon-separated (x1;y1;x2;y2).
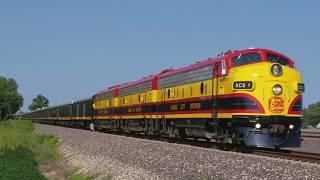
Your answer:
232;53;261;67
267;53;290;67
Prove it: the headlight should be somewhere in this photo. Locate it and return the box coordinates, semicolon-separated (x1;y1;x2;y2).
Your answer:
289;124;294;130
255;123;261;129
272;84;283;95
271;64;282;76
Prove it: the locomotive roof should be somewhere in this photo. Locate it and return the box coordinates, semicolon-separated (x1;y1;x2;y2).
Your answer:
95;52;224;95
158;48;294;78
96;85;119;95
95;48;294;95
119;75;155;89
95;75;156;96
226;48;295;68
228;48;294;62
157;56;224;78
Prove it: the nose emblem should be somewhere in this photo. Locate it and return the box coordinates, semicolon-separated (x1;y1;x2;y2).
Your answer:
269;97;284;113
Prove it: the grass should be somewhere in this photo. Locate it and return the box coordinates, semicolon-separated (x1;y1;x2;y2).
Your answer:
65;172;112;180
0;120;35;151
0;120;99;179
0;148;46;180
64;167;114;180
67;173;93;180
35;134;61;164
0;120;61;179
65;168;94;180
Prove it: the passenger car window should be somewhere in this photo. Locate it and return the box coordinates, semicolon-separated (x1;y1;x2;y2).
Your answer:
232;53;261;66
267;53;290;66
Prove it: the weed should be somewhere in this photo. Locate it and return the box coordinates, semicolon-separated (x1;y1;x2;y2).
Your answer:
65;169;93;180
0;147;46;179
0;120;61;178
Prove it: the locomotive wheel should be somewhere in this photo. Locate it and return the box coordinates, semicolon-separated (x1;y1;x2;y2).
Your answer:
178;128;186;139
167;121;178;138
159;119;166;135
216;140;233;151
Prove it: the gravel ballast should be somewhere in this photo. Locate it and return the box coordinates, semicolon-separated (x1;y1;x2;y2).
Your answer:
290;137;320;154
36;124;320;180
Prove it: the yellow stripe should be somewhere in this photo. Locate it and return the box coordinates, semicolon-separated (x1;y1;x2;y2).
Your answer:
31;117;91;121
96;113;231;119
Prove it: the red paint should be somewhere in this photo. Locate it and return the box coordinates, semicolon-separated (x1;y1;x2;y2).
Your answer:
217;93;265;113
288;95;302;114
96;108;263;117
156;48;295;81
96;85;119;96
218;109;262;113
225;48;295;68
158;57;225;79
119;76;155;89
116;110;212;117
95;93;265;114
114;86;119;97
96;93;263;109
152;76;158;90
160;69;174;74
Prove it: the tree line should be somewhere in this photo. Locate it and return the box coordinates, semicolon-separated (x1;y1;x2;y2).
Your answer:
303;102;320;127
0;76;49;120
0;76;23;119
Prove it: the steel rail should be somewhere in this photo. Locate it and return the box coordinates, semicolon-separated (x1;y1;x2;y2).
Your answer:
38;123;320;164
302;132;320;139
252;149;320;164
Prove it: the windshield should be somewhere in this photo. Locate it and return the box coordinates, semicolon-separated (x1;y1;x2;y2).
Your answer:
267;53;290;66
232;53;261;66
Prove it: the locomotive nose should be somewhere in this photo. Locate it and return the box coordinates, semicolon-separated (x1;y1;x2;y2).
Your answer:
266;81;287;115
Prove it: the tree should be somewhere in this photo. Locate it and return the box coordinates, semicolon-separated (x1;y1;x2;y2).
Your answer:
303;101;320;127
0;76;24;120
28;95;49;111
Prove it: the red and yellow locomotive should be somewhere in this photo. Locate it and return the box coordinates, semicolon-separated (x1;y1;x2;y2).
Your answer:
24;48;305;148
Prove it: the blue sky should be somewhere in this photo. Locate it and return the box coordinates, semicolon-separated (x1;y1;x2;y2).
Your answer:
0;1;319;111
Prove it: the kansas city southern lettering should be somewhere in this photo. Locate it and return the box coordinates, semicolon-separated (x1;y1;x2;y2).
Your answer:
190;103;201;110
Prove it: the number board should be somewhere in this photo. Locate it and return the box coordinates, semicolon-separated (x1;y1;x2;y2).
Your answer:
233;81;253;90
298;83;305;92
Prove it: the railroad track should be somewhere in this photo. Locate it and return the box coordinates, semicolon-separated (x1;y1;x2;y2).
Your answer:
252;149;320;164
117;131;320;164
98;128;320;164
40;123;320;164
302;132;320;139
